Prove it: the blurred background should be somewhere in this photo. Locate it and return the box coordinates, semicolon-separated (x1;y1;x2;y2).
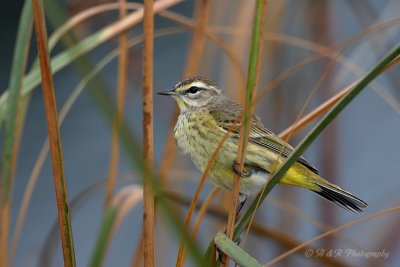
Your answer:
1;0;400;266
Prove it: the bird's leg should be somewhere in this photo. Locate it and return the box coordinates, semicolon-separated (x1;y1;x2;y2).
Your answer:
220;193;247;250
231;161;250;245
236;193;247;221
217;194;247;262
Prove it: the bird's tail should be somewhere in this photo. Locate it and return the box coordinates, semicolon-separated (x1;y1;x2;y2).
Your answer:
279;163;367;213
311;180;368;213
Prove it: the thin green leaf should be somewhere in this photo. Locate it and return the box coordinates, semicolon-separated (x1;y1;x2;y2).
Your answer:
233;44;400;241
0;0;32;210
0;0;32;264
89;207;118;267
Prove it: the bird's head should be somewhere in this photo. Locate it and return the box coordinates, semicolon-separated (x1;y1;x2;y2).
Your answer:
158;76;222;110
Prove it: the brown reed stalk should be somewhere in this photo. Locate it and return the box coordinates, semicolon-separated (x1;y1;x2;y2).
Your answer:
31;0;75;266
142;0;155;265
223;1;266;266
104;0;129;208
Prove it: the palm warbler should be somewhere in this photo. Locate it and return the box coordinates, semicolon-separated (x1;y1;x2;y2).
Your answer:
158;76;367;213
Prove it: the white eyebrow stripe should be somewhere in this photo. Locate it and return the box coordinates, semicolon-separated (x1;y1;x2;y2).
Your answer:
174;79;219;93
189;81;217;91
190;81;207;88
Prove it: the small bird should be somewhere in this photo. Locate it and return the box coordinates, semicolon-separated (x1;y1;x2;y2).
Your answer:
158;76;367;213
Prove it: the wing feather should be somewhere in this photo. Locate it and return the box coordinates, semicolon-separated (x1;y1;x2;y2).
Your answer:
209;100;319;174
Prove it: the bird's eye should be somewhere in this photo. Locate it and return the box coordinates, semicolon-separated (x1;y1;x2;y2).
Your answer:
187;86;200;95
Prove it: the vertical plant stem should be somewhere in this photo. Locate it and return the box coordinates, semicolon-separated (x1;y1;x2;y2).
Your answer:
104;0;129;208
31;0;76;266
0;1;32;266
223;0;266;265
142;0;155;266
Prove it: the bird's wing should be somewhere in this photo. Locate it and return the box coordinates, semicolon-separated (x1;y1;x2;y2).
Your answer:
209;102;319;174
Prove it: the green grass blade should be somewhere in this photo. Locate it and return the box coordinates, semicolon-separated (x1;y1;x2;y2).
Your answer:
89;207;118;267
223;0;266;264
0;0;32;202
240;0;265;151
233;44;400;241
214;232;263;267
0;0;32;264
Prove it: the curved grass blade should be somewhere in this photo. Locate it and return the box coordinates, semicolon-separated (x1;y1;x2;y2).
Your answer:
89;185;144;267
0;0;32;265
0;0;32;202
88;207;118;267
233;44;400;241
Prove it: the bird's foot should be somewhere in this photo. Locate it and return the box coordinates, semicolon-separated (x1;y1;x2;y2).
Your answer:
217;232;242;262
232;161;252;178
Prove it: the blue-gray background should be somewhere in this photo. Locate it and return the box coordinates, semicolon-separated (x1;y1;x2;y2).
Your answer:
1;0;400;266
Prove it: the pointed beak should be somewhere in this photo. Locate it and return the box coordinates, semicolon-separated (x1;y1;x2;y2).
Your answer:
157;90;179;96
